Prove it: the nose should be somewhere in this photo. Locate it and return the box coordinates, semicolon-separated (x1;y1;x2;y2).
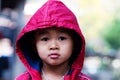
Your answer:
49;40;59;50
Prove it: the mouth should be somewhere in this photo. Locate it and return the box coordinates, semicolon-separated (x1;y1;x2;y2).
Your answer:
48;53;60;59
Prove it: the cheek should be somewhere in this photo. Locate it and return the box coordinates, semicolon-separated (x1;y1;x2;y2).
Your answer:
36;43;46;57
61;42;73;57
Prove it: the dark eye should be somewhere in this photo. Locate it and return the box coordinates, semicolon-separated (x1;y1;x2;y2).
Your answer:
41;37;49;41
58;36;67;41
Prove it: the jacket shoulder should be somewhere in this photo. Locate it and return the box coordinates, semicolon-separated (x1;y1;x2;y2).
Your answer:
77;73;92;80
15;72;31;80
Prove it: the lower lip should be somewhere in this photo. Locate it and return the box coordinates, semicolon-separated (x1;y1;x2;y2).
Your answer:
49;54;60;59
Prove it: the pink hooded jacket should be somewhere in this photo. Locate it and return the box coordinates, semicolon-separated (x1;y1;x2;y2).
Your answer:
16;0;92;80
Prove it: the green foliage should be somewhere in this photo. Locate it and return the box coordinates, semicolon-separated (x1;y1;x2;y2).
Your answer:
104;17;120;49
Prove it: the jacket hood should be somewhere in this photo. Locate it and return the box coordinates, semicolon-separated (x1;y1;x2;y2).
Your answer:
16;0;85;79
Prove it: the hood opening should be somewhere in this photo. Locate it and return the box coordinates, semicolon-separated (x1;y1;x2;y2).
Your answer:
18;26;83;71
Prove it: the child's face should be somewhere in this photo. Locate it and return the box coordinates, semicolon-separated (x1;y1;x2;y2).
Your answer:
35;27;73;66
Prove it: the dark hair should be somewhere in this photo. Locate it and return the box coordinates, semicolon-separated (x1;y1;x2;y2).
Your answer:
66;28;83;66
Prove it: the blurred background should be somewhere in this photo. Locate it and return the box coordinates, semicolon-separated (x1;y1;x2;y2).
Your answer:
0;0;120;80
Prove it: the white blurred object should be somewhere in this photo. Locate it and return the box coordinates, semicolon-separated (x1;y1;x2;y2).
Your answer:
112;59;120;69
84;57;101;74
0;38;14;57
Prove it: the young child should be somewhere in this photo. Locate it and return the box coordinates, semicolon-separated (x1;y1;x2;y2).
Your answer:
16;0;91;80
